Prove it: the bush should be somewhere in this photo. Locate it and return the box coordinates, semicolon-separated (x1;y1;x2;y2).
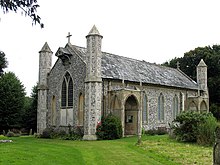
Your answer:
171;111;217;145
145;127;168;136
40;126;83;140
41;127;54;138
50;127;67;139
197;113;217;145
171;111;207;142
96;114;122;140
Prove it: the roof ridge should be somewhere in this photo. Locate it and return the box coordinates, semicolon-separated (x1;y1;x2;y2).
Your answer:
73;45;186;71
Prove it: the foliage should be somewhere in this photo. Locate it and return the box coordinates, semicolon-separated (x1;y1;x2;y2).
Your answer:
96;114;122;140
40;126;83;140
163;45;220;120
0;72;26;133
0;51;8;75
41;127;55;138
0;135;212;164
145;128;168;136
0;0;43;27
197;114;217;145
172;111;206;142
23;85;38;133
171;111;217;145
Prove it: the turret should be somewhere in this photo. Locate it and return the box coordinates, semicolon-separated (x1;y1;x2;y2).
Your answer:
197;59;208;93
37;42;53;134
85;25;103;82
83;25;103;140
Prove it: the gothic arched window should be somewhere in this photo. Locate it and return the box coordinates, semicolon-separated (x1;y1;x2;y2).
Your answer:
61;72;73;108
142;94;148;124
172;95;179;119
158;93;164;121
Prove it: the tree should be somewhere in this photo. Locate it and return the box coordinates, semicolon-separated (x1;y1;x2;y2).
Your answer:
0;0;43;27
23;85;38;133
163;45;220;120
0;72;26;132
0;51;8;76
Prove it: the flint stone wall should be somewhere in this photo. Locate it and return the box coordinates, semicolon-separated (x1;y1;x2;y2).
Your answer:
47;53;86;127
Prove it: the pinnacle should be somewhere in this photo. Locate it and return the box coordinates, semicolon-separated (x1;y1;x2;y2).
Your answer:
198;59;207;67
87;25;103;38
40;42;53;53
89;25;100;35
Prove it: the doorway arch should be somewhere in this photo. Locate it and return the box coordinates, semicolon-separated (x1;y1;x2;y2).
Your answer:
124;95;138;135
200;101;208;113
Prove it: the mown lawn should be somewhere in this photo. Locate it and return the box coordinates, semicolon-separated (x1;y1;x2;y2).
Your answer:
0;135;212;165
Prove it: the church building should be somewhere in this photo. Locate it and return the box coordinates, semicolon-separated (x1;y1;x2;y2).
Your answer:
37;25;209;140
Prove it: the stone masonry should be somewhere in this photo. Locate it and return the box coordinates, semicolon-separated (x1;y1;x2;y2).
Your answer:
37;26;209;140
37;42;52;134
83;25;103;140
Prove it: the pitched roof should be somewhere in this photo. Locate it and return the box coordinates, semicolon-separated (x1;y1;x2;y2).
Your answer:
64;44;198;90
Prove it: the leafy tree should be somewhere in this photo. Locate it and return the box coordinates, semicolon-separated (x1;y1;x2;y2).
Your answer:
163;45;220;120
23;85;37;133
0;72;26;133
0;0;43;27
0;51;8;75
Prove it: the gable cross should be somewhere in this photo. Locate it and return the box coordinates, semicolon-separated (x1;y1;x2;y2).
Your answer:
66;32;72;44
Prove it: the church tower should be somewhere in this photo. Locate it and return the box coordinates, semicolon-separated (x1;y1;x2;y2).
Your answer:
83;25;103;140
37;42;52;134
197;59;208;94
197;59;209;112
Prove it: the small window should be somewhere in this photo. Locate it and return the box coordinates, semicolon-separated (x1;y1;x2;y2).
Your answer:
126;115;133;123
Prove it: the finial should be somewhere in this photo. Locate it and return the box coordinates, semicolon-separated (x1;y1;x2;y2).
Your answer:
198;59;207;67
39;42;53;53
66;32;72;44
86;25;103;38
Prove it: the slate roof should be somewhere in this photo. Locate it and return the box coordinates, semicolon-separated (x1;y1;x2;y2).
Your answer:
65;44;198;90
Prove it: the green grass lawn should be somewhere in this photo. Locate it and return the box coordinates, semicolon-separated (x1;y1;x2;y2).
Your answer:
0;135;212;165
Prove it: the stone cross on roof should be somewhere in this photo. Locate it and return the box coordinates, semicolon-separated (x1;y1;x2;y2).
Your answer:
66;32;72;44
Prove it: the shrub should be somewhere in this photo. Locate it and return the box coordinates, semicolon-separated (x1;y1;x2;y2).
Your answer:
145;127;168;136
41;127;54;138
171;111;217;145
96;114;122;140
171;111;207;142
40;126;83;140
197;113;217;145
50;127;67;139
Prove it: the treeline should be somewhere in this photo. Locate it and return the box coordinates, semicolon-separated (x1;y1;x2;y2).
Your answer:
163;45;220;120
0;51;37;134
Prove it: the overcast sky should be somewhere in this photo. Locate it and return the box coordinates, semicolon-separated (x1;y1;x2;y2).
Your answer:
1;0;220;96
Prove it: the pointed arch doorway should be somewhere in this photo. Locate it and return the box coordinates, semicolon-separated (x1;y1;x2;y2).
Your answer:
124;95;138;135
